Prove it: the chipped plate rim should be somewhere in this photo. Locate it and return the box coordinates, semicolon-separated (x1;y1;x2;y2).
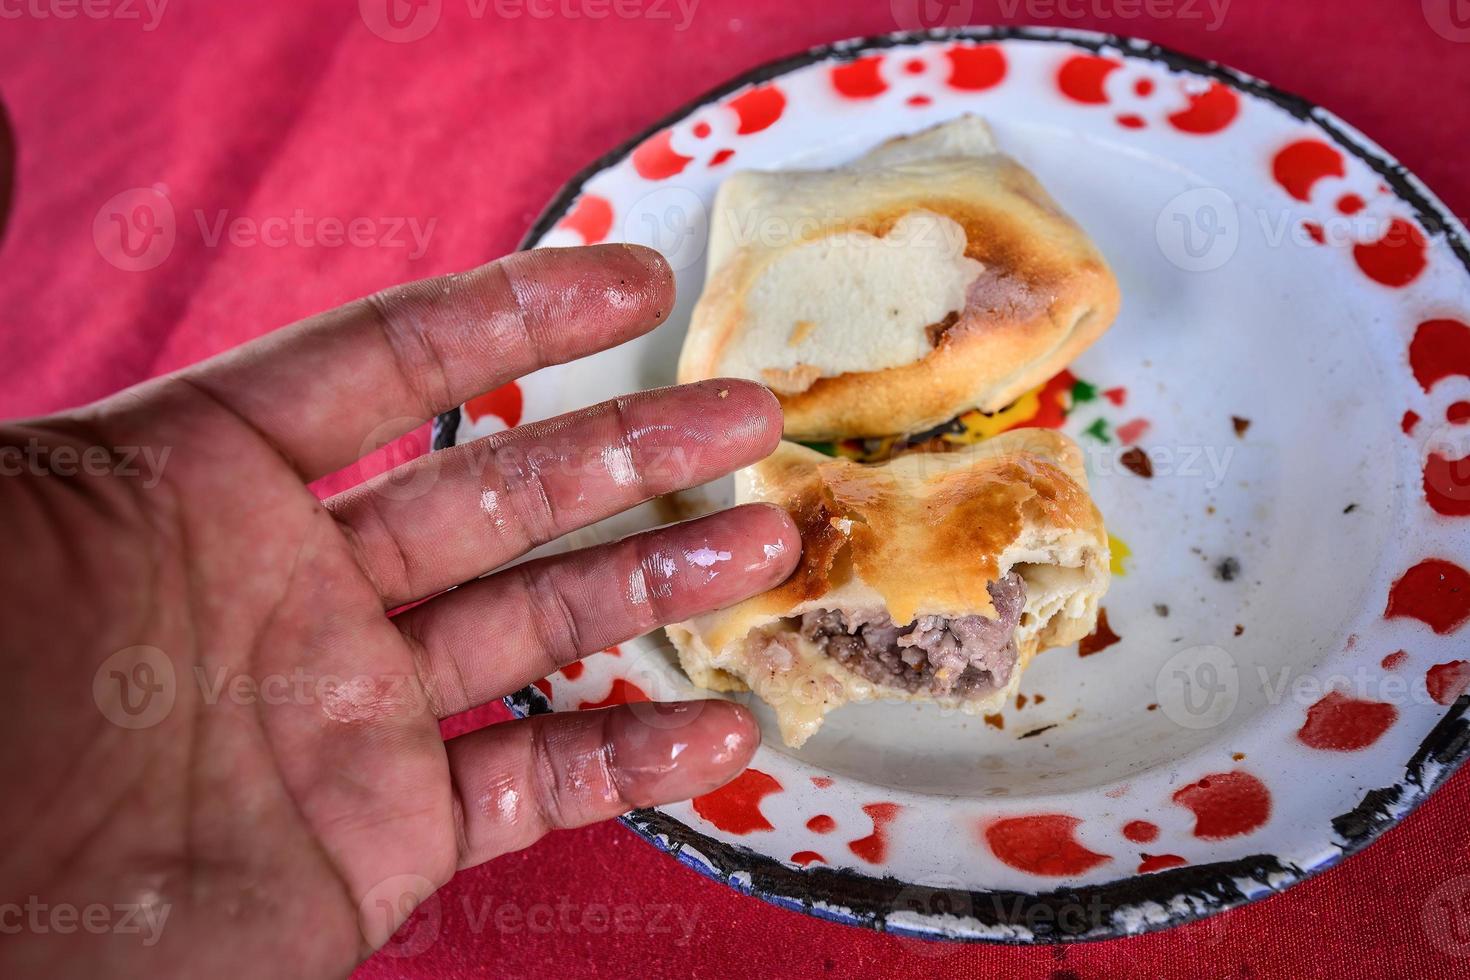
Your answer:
433;25;1470;942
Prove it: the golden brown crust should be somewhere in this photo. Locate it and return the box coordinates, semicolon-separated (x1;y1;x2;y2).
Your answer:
669;431;1110;745
678;121;1121;440
730;431;1101;628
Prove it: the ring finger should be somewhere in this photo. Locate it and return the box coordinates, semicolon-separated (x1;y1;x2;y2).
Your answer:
396;502;799;718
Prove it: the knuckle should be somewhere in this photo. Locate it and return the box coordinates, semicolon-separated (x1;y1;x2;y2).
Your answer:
604;395;652;496
364;285;455;418
517;563;584;670
485;258;544;371
625;535;673;630
525;722;569;831
331;500;414;605
487;442;560;545
397;626;450;719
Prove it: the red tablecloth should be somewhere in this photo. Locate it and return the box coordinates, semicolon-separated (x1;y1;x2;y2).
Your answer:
4;2;1469;976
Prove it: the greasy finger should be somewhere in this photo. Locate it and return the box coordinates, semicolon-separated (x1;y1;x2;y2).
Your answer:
120;244;673;480
396;503;799;717
328;379;782;607
446;700;760;867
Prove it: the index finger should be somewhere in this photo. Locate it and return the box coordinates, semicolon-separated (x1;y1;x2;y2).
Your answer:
134;244;674;481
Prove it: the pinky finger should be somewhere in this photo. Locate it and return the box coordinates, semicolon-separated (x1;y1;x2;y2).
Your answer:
446;700;759;869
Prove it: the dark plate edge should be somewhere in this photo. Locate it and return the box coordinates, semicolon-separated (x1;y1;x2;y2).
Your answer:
434;25;1470;943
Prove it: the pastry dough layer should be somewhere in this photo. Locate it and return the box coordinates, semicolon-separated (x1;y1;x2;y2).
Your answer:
679;115;1121;441
666;430;1110;746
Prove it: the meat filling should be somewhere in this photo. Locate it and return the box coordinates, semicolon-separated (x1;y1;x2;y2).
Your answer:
797;573;1026;698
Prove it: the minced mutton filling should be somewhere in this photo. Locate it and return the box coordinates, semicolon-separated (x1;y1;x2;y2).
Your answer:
796;573;1026;698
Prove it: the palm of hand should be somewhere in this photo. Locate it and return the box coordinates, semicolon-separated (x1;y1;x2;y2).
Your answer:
0;245;797;976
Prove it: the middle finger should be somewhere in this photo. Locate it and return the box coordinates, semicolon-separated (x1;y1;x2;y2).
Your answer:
328;378;782;607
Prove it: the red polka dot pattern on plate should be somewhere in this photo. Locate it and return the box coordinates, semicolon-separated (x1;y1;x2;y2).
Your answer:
1297;692;1398;751
1171;771;1271;840
1385;560;1470;634
846;803;902;864
984;815;1111;876
691;769;783;835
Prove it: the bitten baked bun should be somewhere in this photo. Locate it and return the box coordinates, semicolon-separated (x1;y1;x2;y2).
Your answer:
665;430;1110;747
677;115;1121;441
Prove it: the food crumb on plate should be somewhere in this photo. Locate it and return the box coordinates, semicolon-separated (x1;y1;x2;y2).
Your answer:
1078;608;1122;656
1120;446;1153;478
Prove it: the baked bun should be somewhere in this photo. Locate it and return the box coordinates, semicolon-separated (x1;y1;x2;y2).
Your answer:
677;116;1121;441
665;429;1109;747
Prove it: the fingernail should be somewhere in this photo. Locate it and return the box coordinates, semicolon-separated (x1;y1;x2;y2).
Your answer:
742;504;800;576
607;701;760;806
619;243;672;280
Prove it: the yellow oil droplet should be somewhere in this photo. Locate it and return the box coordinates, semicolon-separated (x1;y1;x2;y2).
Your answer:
1108;532;1131;577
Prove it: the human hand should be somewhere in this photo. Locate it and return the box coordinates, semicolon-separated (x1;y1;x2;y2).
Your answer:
0;244;798;976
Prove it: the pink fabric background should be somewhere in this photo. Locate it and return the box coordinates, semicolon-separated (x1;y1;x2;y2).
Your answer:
3;1;1470;976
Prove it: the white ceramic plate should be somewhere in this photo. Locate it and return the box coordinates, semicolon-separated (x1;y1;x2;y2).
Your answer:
435;27;1470;941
